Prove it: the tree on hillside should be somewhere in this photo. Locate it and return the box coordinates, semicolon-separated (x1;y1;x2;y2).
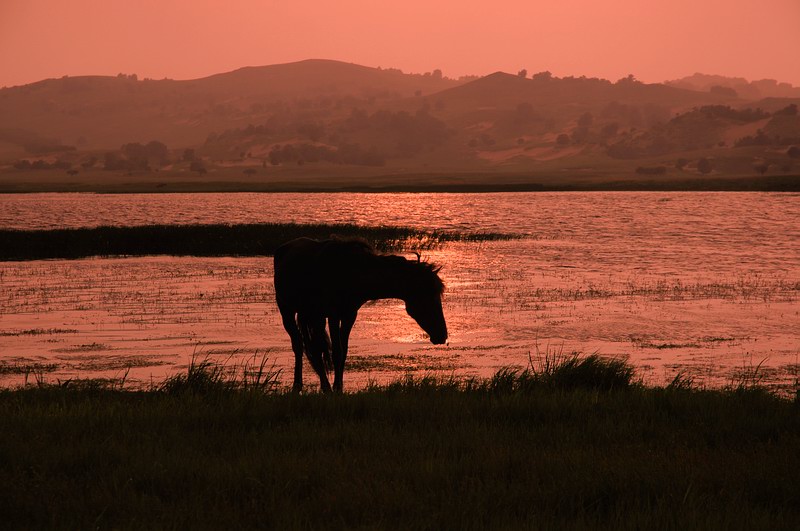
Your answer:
710;85;738;97
571;126;589;144
600;123;619;139
616;74;640;85
697;157;713;174
297;122;325;142
532;71;552;81
517;69;528;78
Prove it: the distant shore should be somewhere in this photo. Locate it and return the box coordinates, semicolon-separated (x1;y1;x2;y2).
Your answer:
1;169;799;193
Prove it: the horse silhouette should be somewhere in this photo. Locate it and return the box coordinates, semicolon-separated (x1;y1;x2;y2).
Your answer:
274;237;447;392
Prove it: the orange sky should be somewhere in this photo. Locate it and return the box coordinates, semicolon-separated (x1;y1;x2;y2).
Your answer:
1;0;799;87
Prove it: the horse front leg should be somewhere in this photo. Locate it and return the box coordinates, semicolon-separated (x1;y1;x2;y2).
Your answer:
331;310;357;393
330;317;344;392
280;311;304;393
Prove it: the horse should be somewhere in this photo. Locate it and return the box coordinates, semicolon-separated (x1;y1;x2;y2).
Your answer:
274;237;447;392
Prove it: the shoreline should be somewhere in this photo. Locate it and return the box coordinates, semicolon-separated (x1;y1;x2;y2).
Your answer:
1;173;798;193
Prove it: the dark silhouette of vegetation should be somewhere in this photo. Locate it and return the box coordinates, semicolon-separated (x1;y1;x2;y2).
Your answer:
675;105;769;123
0;223;514;261
0;128;76;155
571;126;590;144
104;140;170;170
709;85;738;97
697;157;713;174
296;122;325;141
635;166;667;175
12;159;72;170
268;142;385;166
1;355;798;529
189;160;207;174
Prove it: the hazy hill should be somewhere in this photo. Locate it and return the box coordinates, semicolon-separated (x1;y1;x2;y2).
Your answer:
428;71;731;111
0;59;462;152
666;73;800;100
2;61;799;185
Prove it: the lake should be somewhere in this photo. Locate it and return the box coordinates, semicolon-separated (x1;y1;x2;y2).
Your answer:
2;192;799;393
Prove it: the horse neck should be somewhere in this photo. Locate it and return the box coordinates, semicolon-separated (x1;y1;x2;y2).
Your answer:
359;257;412;302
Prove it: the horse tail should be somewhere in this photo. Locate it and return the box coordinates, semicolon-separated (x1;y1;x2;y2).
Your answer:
296;314;333;372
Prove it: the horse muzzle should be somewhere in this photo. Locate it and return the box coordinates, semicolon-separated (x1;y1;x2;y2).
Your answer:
430;333;448;345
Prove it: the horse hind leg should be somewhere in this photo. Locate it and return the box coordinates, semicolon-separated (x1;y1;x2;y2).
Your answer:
298;315;332;393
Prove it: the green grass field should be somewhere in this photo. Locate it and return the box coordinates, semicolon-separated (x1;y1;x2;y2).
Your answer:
1;356;798;530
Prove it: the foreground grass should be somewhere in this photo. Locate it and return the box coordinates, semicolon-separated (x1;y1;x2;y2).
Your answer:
0;222;512;261
1;355;799;530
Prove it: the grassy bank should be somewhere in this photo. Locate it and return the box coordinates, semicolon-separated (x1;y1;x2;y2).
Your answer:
1;356;798;529
0;223;512;261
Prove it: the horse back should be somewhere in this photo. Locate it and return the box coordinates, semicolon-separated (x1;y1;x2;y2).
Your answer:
274;237;371;314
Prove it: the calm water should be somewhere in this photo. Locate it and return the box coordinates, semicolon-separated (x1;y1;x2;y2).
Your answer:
2;192;799;392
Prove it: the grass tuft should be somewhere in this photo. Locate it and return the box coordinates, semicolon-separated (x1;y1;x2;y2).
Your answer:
159;352;281;395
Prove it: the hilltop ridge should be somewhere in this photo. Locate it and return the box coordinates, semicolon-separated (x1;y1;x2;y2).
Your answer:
1;61;799;191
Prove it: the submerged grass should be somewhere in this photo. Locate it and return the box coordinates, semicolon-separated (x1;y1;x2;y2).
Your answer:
1;354;799;529
0;222;514;261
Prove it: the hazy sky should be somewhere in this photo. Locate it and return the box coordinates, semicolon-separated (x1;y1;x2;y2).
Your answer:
2;0;799;87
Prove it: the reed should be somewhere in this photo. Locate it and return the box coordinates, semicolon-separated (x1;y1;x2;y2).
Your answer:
0;222;514;261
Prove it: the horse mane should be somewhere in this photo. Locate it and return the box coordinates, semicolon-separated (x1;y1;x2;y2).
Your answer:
326;237;444;295
379;254;445;296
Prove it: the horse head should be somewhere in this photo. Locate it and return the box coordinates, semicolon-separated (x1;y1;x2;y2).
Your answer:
403;260;448;344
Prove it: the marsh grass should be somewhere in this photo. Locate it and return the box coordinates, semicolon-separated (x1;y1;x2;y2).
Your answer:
159;352;282;395
1;354;799;529
2;354;799;529
0;361;58;376
0;328;79;336
0;222;514;261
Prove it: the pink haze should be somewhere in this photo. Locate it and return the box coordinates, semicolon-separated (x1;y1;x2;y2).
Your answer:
1;0;799;87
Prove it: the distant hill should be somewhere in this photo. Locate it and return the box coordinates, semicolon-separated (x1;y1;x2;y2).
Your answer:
2;62;799;184
666;73;800;100
0;59;463;151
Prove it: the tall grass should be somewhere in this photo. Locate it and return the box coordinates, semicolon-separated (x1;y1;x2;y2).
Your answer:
1;354;799;529
0;223;514;261
159;352;282;395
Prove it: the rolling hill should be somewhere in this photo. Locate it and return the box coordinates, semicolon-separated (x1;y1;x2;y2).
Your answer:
0;59;463;152
1;61;799;189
